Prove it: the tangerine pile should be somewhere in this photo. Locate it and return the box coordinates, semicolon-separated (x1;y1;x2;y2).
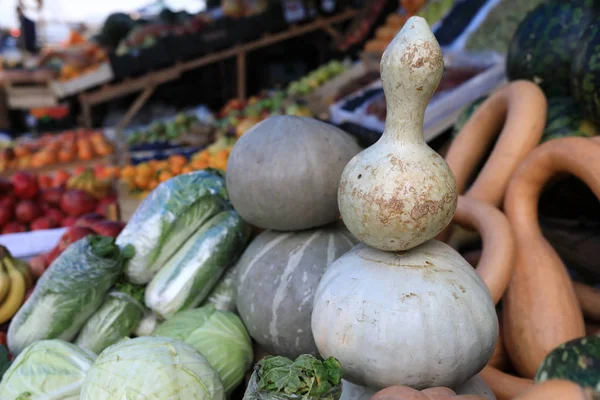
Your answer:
119;148;231;197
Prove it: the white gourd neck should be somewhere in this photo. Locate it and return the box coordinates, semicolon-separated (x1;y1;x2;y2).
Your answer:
380;16;444;146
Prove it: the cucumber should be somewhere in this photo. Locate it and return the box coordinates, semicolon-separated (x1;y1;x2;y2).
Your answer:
145;210;251;319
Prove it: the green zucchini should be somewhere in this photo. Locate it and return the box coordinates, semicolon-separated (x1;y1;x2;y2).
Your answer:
145;210;251;319
535;334;600;389
571;20;600;124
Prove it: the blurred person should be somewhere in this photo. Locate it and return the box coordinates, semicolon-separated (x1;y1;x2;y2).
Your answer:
16;1;39;55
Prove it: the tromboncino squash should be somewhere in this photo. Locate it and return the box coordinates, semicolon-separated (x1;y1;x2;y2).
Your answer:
503;137;600;378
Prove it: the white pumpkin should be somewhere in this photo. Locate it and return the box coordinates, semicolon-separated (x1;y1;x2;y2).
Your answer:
311;240;498;390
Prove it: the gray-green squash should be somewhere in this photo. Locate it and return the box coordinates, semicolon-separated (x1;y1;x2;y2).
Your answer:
225;115;362;231
235;221;357;358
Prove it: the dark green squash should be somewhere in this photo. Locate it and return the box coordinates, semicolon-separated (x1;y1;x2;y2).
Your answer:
535;334;600;388
542;97;600;142
506;0;600;97
571;21;600;124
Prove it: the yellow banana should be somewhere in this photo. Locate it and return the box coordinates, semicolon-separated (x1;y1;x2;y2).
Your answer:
0;261;10;304
0;257;26;324
13;259;33;290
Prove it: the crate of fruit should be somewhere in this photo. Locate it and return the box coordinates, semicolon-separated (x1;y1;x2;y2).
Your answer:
330;51;506;142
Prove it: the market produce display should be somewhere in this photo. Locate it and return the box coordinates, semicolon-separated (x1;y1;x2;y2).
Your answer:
0;129;114;173
0;169;118;234
286;60;347;97
126;111;211;150
1;2;600;398
226;116;362;231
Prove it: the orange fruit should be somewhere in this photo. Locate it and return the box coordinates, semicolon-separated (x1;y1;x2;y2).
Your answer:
159;170;174;182
196;151;210;162
191;158;208;170
169;154;187;167
181;166;193;174
136;163;153;178
134;174;150;189
170;163;183;175
147;179;159;190
120;165;136;179
216;149;229;160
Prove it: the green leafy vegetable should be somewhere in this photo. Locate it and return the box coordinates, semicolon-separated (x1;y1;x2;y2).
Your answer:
7;236;130;356
80;337;225;400
153;304;253;394
117;170;230;284
244;355;343;400
0;340;95;399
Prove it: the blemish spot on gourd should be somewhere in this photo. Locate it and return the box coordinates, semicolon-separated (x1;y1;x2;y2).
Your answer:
400;293;418;302
416;86;423;91
357;174;362;179
410;192;455;221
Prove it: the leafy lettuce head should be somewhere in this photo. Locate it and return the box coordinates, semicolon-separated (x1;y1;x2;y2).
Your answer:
0;340;95;400
80;336;225;400
153;304;253;394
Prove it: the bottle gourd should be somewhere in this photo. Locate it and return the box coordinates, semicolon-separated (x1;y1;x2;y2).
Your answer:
311;17;497;391
338;15;457;252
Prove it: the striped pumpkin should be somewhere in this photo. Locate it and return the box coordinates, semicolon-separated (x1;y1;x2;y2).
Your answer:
235;221;357;359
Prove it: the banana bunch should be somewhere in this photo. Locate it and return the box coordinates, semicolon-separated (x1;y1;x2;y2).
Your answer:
0;246;32;324
67;169;111;199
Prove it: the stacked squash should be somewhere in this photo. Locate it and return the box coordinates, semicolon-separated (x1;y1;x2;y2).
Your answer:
226;114;362;359
226;14;600;400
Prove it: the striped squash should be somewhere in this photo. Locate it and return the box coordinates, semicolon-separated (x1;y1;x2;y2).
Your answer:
235;222;357;359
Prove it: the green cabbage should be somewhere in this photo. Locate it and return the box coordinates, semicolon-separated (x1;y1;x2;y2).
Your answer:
117;170;229;285
74;282;146;354
153;304;253;394
0;340;95;400
80;336;225;400
7;236;133;356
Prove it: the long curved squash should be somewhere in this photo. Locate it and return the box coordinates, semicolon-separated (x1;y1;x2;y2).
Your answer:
503;137;600;378
479;366;533;400
452;196;514;304
445;80;547;207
